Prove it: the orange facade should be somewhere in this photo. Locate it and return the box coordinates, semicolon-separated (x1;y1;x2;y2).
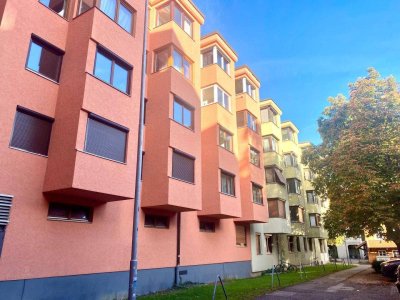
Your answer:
0;0;267;298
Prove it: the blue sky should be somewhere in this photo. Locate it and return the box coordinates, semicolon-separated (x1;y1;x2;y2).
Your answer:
194;0;400;144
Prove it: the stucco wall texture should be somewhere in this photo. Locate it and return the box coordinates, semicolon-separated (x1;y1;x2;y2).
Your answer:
0;0;267;296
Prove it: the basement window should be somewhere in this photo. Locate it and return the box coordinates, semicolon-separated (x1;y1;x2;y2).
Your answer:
48;203;92;222
144;215;169;229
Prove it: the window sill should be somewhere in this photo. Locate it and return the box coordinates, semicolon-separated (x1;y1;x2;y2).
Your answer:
9;146;48;158
170;118;195;132
253;202;264;206
236;245;247;248
77;149;127;165
218;145;235;155
170;176;195;185
47;217;91;224
144;225;169;230
236;92;258;102
220;192;236;198
87;73;131;96
25;68;60;85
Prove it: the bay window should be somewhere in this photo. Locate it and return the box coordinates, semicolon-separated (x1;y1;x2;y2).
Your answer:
201;85;230;111
235;77;256;99
201;46;231;74
260;106;278;124
154;46;191;79
262;135;279;153
282;127;296;142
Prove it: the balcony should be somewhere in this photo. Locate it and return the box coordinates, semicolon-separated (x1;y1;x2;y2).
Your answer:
261;121;281;140
263;217;291;234
236;93;260;117
281;140;298;154
284;165;302;180
291;222;306;236
266;183;287;199
288;193;305;206
263;152;284;169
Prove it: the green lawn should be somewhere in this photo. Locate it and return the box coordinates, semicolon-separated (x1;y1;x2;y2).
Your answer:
139;263;354;300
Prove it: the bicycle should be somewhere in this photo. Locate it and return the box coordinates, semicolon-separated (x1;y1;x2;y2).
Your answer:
274;260;298;273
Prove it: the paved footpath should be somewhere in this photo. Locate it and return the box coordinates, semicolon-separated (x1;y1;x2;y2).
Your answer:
256;264;400;300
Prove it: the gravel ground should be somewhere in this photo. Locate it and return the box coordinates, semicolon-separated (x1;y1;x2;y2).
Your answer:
257;264;400;299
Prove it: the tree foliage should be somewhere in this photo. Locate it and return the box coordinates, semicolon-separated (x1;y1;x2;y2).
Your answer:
303;68;400;250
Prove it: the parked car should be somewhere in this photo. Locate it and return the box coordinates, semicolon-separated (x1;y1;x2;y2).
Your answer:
380;259;400;278
396;265;400;294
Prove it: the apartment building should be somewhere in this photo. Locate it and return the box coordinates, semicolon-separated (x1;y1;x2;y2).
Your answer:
250;100;329;273
0;1;329;299
0;0;146;298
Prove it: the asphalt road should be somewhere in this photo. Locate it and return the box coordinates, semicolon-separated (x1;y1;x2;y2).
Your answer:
257;264;400;299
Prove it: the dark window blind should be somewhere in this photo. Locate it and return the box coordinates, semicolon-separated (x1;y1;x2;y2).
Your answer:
85;114;128;163
10;107;53;156
172;151;195;183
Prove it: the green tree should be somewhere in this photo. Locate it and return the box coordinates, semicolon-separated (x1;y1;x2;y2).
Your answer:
304;68;400;252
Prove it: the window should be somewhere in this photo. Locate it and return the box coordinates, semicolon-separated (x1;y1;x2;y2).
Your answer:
78;0;95;14
247;112;258;132
393;250;399;257
156;4;171;26
154;46;191;79
290;206;304;223
154;47;169;72
173;98;193;129
221;171;235;196
173;49;190;78
235;225;246;246
202;48;213;67
256;233;262;255
288;236;295;252
10;107;54;156
303;237;308;252
201;85;230;111
236;111;258;132
201;47;230;74
0;194;13;257
219;128;233;151
235;77;256;99
268;199;286;218
252;183;263;205
287;178;301;194
172;150;195;183
309;213;321;227
85;113;128;163
296;237;301;252
260;106;278;124
265;167;286;185
304;169;314;181
96;0;134;33
308;238;314;251
26;35;64;82
94;46;131;93
306;191;318;204
250;147;260;166
262;135;279;153
284;152;298;167
173;4;192;36
48;203;92;222
199;221;215;232
39;0;68;17
282;127;295;142
217;49;230;73
144;214;169;228
378;250;387;256
265;234;273;254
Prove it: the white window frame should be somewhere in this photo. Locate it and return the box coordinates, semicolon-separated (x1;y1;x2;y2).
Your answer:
201;84;231;111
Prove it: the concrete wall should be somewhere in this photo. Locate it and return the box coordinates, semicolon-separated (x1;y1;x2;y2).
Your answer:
0;261;251;299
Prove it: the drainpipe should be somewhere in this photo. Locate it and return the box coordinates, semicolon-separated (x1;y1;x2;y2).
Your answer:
128;1;149;299
175;212;182;286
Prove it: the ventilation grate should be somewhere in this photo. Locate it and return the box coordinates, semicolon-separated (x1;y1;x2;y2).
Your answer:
0;195;13;226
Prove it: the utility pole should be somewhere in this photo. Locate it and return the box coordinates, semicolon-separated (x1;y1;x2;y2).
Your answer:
128;1;149;299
